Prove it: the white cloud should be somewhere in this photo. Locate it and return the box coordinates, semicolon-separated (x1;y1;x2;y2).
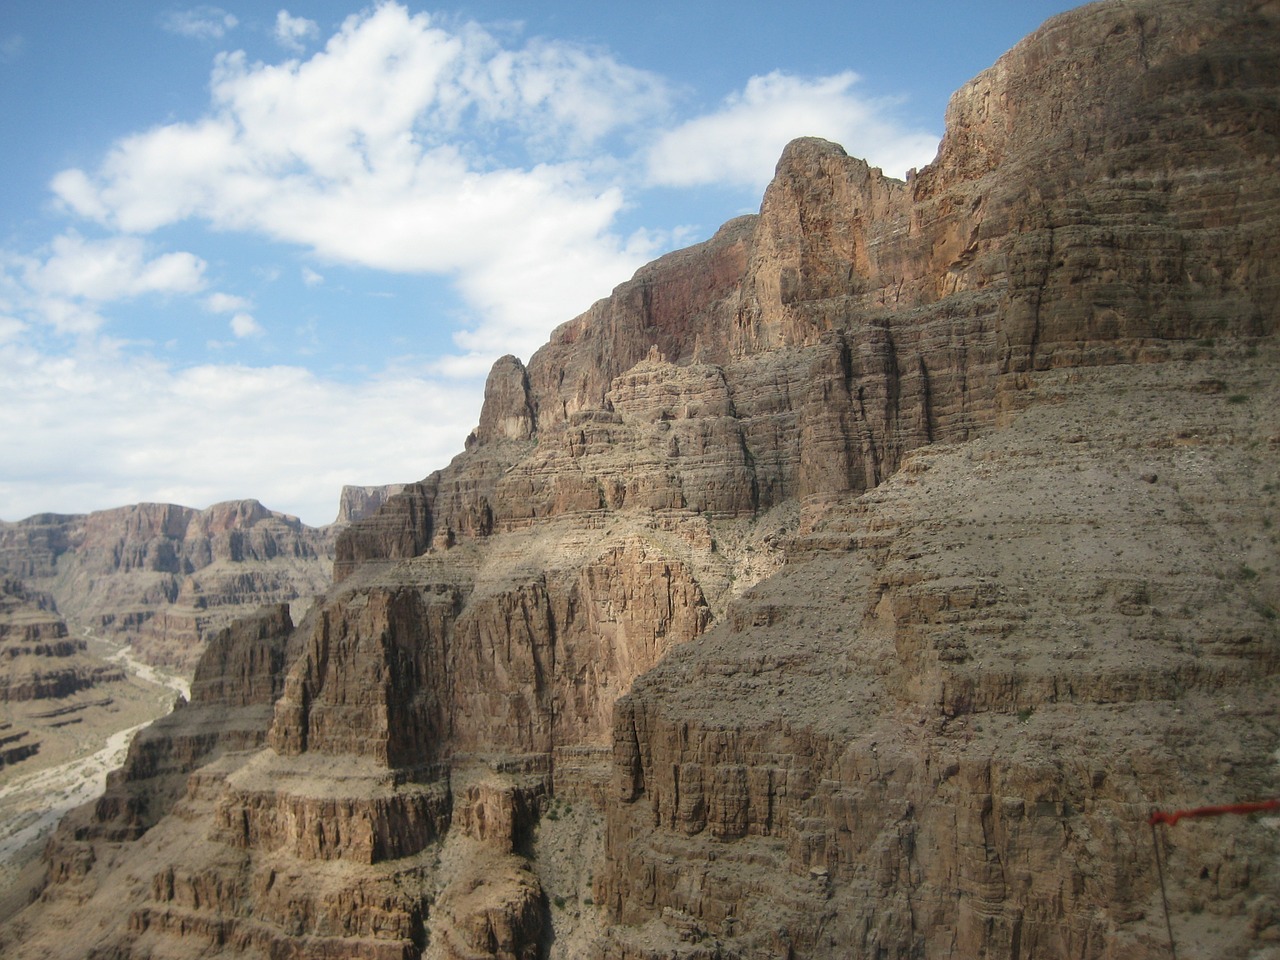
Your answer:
0;337;481;526
5;232;207;334
161;6;239;40
23;232;205;302
230;313;264;338
646;71;940;189
50;3;670;364
301;267;323;287
274;10;319;53
0;316;26;345
205;291;252;313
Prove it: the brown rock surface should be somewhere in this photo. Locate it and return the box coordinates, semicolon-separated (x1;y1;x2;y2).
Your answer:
0;579;125;779
335;484;411;525
0;500;335;673
2;1;1278;958
0;579;122;707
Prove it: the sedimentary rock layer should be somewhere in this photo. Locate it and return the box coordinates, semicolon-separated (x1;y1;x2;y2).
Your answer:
0;500;335;671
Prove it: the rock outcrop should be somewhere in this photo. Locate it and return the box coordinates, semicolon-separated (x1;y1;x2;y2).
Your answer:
0;500;335;673
2;1;1278;958
334;484;410;525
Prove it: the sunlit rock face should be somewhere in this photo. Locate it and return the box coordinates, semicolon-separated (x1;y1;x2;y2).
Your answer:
3;0;1279;957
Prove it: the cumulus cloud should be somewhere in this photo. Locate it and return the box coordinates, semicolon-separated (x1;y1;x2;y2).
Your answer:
230;313;264;338
0;339;479;526
53;3;670;363
646;71;940;190
5;232;207;334
274;10;319;53
23;232;206;302
161;6;239;40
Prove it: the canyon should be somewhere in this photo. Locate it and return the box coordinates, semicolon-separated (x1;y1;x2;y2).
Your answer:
1;0;1278;958
0;489;404;884
0;499;339;675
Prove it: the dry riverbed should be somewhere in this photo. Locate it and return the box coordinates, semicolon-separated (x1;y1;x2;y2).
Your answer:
0;636;187;894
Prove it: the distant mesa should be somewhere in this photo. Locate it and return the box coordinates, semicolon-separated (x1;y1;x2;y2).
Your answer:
0;498;338;675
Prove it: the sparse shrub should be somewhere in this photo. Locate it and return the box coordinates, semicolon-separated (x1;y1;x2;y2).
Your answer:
554;896;566;909
1227;394;1250;404
1017;707;1034;723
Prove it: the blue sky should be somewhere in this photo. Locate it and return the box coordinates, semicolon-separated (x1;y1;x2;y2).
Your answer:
0;1;1078;526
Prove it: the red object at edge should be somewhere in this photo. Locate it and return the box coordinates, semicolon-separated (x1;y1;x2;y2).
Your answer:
1148;799;1280;826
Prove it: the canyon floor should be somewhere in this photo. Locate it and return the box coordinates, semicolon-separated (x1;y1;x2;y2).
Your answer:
0;635;188;913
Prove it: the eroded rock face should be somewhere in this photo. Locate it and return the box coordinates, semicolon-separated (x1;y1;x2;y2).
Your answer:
334;483;410;525
603;358;1280;957
63;604;297;849
3;1;1278;958
0;500;335;672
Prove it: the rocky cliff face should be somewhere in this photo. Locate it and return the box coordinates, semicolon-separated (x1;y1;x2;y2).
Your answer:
0;500;336;673
2;1;1278;958
334;484;411;525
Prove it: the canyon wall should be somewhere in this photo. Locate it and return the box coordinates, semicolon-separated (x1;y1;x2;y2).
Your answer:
2;1;1277;958
0;500;335;672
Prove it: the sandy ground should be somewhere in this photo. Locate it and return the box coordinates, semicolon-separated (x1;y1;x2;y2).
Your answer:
103;640;191;701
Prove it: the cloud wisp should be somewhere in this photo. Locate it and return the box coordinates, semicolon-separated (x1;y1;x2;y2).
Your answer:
274;10;319;53
160;6;239;41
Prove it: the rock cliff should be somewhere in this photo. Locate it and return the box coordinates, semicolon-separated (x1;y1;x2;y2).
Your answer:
334;484;411;525
2;1;1278;958
0;500;336;673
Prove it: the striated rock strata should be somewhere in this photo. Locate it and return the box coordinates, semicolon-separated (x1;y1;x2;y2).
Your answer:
0;579;129;774
0;500;336;673
2;1;1278;958
335;484;411;525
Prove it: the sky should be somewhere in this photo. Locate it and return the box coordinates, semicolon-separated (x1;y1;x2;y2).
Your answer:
0;0;1079;527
